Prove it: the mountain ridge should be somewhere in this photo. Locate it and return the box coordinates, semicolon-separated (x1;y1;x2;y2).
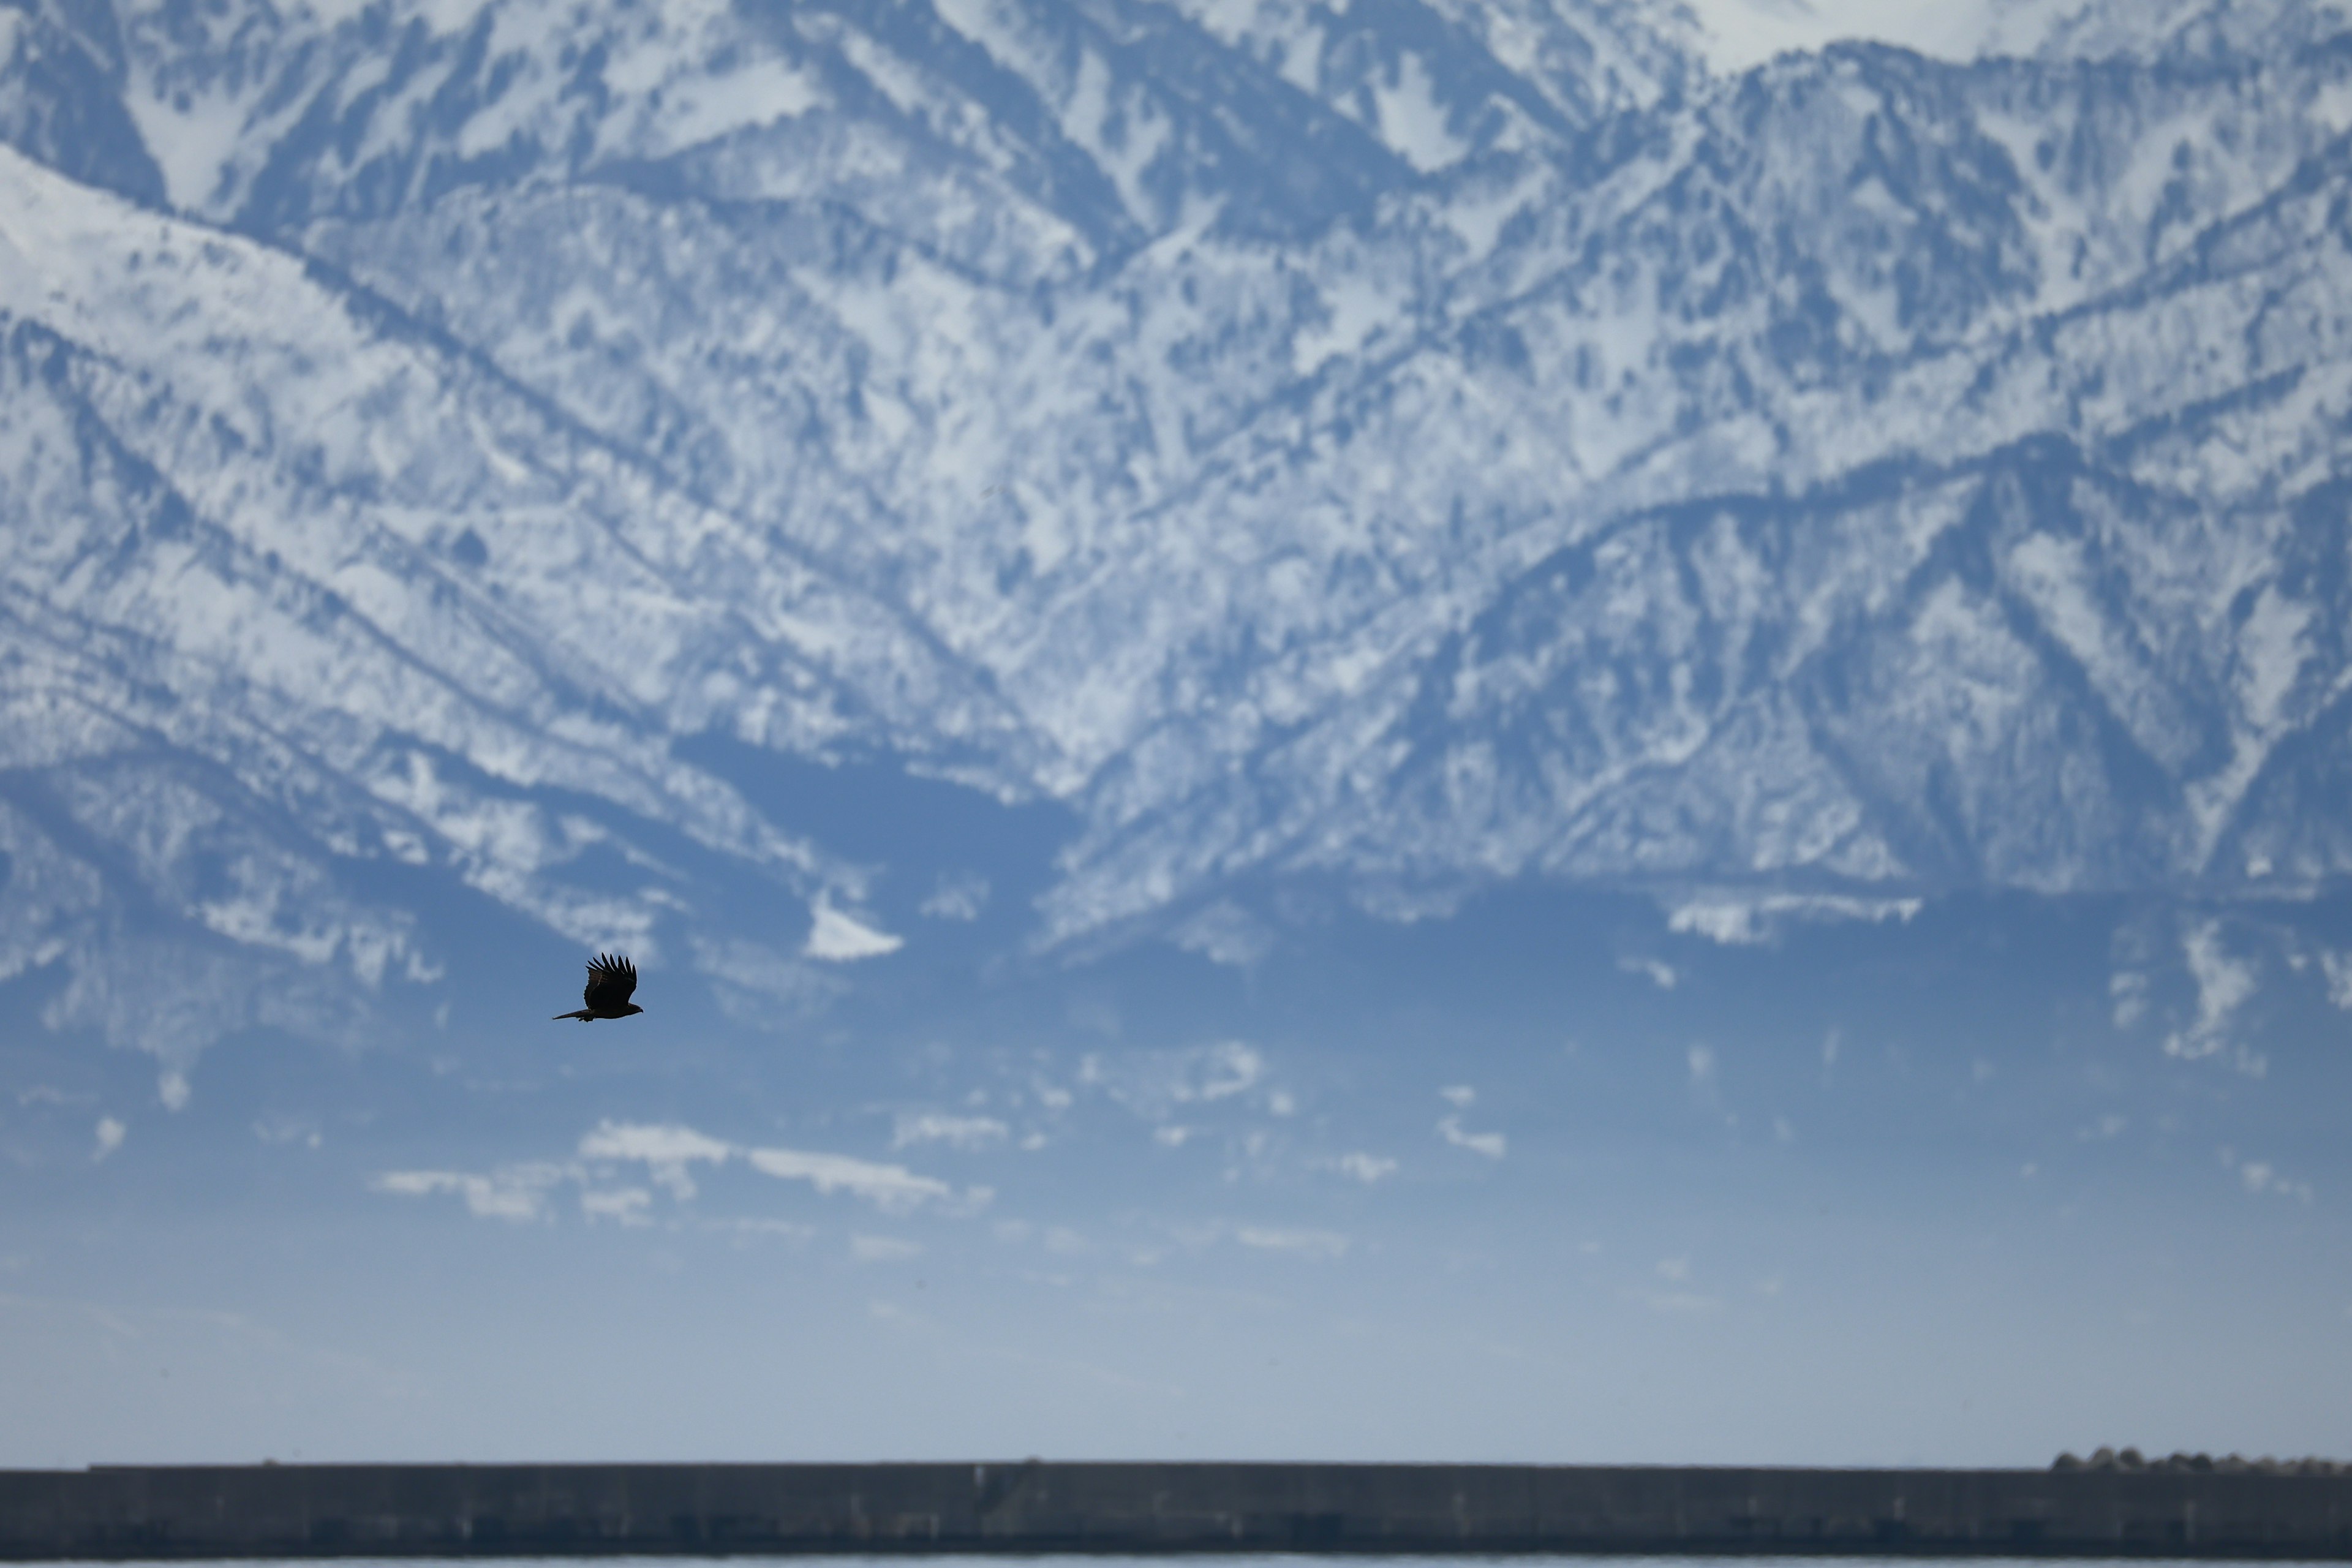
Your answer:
5;0;2352;1072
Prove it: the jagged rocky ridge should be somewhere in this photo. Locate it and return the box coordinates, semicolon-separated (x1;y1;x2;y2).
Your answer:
1;0;2350;1065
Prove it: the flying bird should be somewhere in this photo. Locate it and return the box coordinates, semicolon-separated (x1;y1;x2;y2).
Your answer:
554;952;643;1021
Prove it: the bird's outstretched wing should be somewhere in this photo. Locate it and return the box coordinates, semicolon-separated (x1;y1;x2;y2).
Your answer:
582;952;637;1012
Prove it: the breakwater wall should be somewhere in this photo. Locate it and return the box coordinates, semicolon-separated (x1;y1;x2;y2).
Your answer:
4;1462;2351;1560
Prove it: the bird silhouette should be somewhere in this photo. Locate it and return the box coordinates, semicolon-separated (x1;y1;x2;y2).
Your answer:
554;953;643;1020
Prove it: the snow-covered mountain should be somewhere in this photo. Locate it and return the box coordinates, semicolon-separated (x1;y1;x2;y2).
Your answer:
4;0;2352;1070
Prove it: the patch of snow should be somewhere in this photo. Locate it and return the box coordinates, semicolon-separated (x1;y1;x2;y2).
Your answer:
1369;53;1468;172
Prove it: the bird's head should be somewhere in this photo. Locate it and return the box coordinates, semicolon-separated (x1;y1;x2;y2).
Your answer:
620;1003;645;1017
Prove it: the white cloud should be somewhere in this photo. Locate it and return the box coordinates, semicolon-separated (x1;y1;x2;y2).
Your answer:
1329;1152;1396;1184
690;935;835;1019
380;1120;980;1223
579;1123;736;1164
2110;967;2150;1030
1437;1115;1506;1160
1170;900;1275;967
573;1123;729;1170
580;1187;653;1226
851;1234;922;1262
2165;920;2267;1076
1668;892;1920;946
157;1071;190;1112
370;1164;572;1223
2224;1148;2315;1204
1153;1125;1194;1147
2322;950;2352;1012
1088;1041;1272;1120
805;897;904;962
1657;1256;1692;1283
1235;1226;1349;1261
1619;956;1678;990
1194;1042;1265;1101
745;1145;971;1213
1438;1084;1476;1107
252;1114;322;1148
891;1113;1008;1151
579;1120;734;1199
92;1117;125;1163
919;872;989;922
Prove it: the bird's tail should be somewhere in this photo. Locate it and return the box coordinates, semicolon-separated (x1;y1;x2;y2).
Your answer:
553;1009;593;1021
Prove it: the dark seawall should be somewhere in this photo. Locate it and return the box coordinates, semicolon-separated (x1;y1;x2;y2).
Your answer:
6;1463;2351;1560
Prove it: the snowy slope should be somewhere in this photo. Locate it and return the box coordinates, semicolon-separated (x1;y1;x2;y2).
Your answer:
0;139;1028;1063
4;0;2352;1065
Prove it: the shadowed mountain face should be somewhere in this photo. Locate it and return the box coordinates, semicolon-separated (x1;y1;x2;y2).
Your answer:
2;0;2351;1066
